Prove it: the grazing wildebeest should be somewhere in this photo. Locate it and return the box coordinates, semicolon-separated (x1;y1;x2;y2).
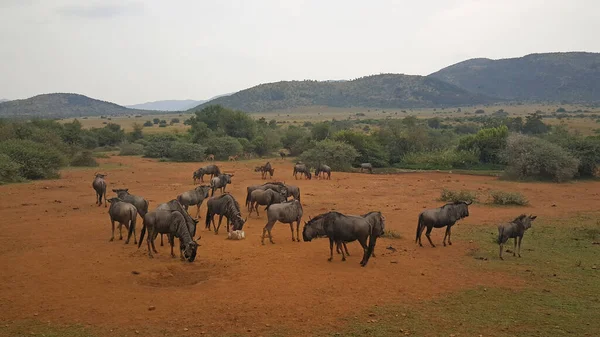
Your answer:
107;197;138;244
205;193;247;234
155;199;199;243
283;183;300;201
416;201;472;248
249;189;287;217
112;188;149;218
257;161;274;179
302;211;385;266
279;151;286;160
245;182;289;210
293;163;311;180
360;163;373;174
193;164;220;184
176;185;211;218
210;173;233;196
261;199;303;244
315;164;331;180
207;154;215;161
92;173;108;207
497;214;537;260
139;210;199;261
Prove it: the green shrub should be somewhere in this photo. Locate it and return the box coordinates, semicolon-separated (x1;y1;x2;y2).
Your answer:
502;134;579;182
489;190;529;206
204;136;243;160
143;121;153;127
458;125;508;164
0;139;66;180
143;134;177;158
401;149;479;170
169;142;207;162
119;143;145;156
298;139;359;171
0;153;23;184
70;151;99;167
170;118;180;124
439;189;477;203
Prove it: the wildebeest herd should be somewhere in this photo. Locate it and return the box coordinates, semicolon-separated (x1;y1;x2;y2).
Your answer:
92;159;537;266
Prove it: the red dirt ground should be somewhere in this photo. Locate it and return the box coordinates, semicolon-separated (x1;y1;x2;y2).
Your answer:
1;156;598;336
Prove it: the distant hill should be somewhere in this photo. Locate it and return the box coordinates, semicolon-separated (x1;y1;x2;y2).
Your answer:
189;74;499;112
126;99;205;111
428;52;600;103
0;99;8;103
0;93;152;118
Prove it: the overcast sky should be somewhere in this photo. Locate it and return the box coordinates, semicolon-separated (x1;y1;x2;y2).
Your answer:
0;0;598;105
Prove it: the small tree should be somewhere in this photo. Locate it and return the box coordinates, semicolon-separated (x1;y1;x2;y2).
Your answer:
143;120;153;127
298;139;359;171
128;123;143;142
458;125;508;164
0;139;67;180
204;136;243;160
171;118;180;124
169;142;207;162
153;118;160;124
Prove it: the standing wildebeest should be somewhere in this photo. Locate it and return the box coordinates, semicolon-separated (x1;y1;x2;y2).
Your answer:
210;173;233;196
497;214;537;260
107;197;138;244
92;173;108;207
315;164;331;180
360;163;373;174
193;164;221;184
205;193;247;234
112;189;149;218
139;210;199;261
261;199;303;244
302;211;385;267
257;161;274;179
245;182;289;210
154;199;200;246
228;155;239;161
416;201;472;248
207;154;215;161
176;185;211;218
283;183;301;201
249;189;287;217
293;163;312;180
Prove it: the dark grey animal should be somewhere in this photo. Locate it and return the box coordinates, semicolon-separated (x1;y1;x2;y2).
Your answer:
416;201;472;248
193;164;221;184
176;185;211;219
302;211;385;267
257;161;274;179
205;193;247;234
210;173;233;196
155;199;199;246
112;188;149;218
92;173;107;207
360;163;373;174
107;197;138;244
261;199;303;244
279;151;286;159
497;214;537;260
245;182;289;210
283;183;300;201
249;189;287;217
139;210;199;261
293;163;312;180
315;164;331;180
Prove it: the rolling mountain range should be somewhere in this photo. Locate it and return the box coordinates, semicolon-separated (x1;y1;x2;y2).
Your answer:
126;99;205;111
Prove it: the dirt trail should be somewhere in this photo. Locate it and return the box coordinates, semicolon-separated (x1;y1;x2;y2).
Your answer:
1;156;598;336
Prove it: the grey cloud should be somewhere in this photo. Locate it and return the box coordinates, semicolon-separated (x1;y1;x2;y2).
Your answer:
57;2;143;19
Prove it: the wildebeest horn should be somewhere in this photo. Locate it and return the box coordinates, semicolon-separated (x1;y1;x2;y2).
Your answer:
465;200;473;205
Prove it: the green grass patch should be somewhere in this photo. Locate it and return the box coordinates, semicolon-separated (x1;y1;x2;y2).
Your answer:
439;188;478;203
488;190;529;206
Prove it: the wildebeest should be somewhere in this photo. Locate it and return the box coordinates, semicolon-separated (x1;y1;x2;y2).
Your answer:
302;211;385;267
416;201;472;248
497;214;537;260
245;182;289;210
207;154;215;161
279;151;286;159
360;163;373;174
315;164;331;180
261;199;303;244
283;183;300;201
176;185;211;219
249;189;287;217
107;197;138;244
112;189;149;218
193;164;221;184
139;210;199;261
293;163;312;180
256;161;274;179
92;173;108;207
210;173;233;196
205;193;247;234
228;155;239;161
155;199;199;242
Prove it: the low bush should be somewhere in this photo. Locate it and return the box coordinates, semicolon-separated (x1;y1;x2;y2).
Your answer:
169;142;207;162
439;188;477;203
401;149;479;170
488;190;529;206
0;139;66;180
204;137;243;160
70;151;99;167
381;230;402;239
0;153;23;184
298;139;359;171
119;143;145;156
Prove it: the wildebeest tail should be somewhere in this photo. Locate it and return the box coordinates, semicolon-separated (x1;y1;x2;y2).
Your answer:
297;187;301;202
245;190;251;208
138;216;147;249
363;225;378;266
416;213;424;243
205;208;211;229
496;226;504;245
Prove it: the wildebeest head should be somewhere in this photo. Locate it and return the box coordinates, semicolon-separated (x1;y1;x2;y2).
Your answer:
302;215;326;242
181;241;199;262
94;173;107;179
112;188;129;196
223;174;233;183
513;214;537;229
446;200;472;219
107;197;121;204
254;166;262;172
232;215;247;231
195;185;211;198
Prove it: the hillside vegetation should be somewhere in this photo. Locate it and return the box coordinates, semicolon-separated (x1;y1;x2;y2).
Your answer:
189;74;500;112
126;99;205;111
429;52;600;103
0;93;152;118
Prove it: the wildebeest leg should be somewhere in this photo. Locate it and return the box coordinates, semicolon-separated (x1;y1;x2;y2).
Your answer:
328;238;334;262
517;236;522;257
150;232;159;254
289;223;295;241
513;237;517;257
147;232;154;258
343;242;350;256
118;222;123;240
226;217;231;233
499;240;504;260
447;226;452;246
357;236;369;265
110;220;115;241
196;204;201;219
169;234;176;258
338;241;347;261
125;220;133;244
160;234;164;246
296;220;301;243
336;243;341;254
215;214;224;234
443;226;449;247
425;226;436;247
416;223;424;247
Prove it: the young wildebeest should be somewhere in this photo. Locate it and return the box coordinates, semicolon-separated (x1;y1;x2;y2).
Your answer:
193;164;221;184
107;197;138;244
205;193;247;234
139;210;199;261
245;182;288;210
315;164;331;180
293;163;312;180
176;185;211;219
279;151;286;159
210;173;233;196
302;211;385;267
112;189;149;219
416;201;472;248
261;199;303;244
360;163;373;174
258;161;274;179
92;173;108;207
154;199;199;246
249;188;287;217
497;214;537;260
